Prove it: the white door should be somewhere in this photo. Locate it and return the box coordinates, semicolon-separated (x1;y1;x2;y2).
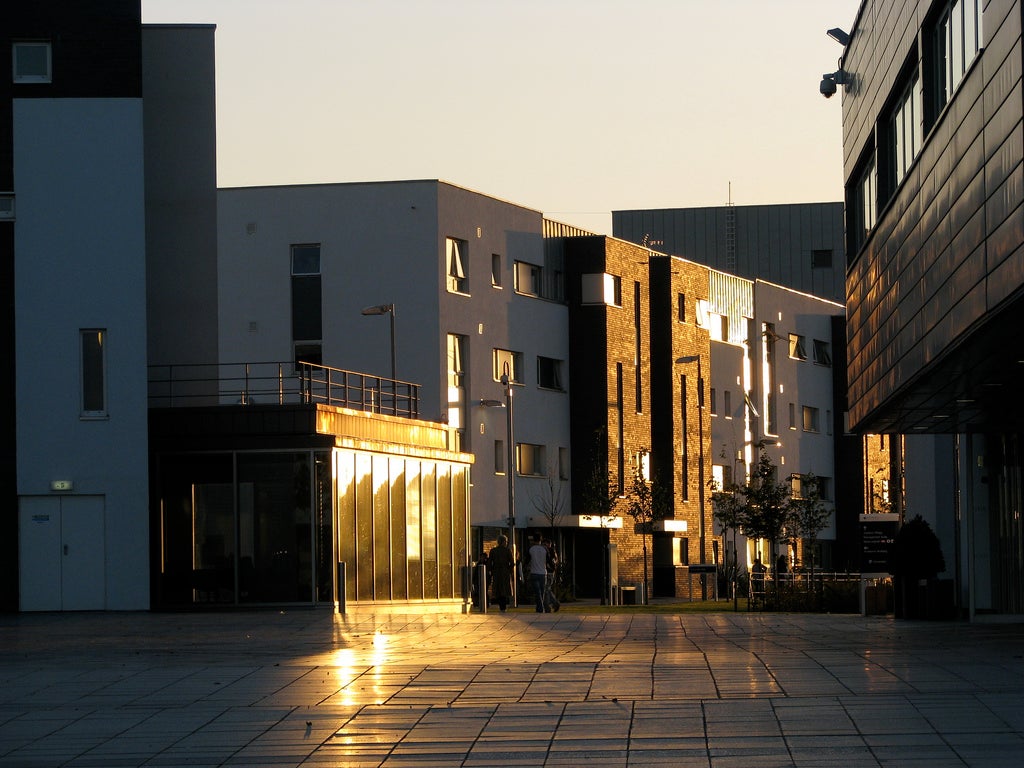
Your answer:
19;496;106;611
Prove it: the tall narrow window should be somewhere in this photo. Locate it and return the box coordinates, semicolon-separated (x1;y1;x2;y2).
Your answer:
764;322;778;434
680;374;689;499
789;333;807;360
889;73;923;189
616;363;624;495
634;281;642;413
936;0;982;108
446;237;468;293
849;154;877;258
677;293;686;323
494;439;505;474
447;334;467;449
491;253;502;287
291;244;322;366
81;329;106;416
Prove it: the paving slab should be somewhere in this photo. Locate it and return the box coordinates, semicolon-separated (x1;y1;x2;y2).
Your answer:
1;609;1024;766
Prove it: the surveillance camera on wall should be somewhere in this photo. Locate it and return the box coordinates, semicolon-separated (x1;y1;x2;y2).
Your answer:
820;76;837;98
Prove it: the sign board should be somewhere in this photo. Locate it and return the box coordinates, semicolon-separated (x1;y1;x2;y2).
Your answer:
686;563;718;574
860;513;899;573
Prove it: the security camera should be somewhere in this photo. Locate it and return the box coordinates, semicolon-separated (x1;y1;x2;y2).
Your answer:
820;75;837;98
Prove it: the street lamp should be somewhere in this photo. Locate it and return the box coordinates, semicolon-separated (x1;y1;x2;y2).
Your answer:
480;363;517;606
676;355;707;598
361;303;396;382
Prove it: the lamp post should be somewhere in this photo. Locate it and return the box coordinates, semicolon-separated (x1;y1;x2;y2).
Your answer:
676;355;707;598
480;361;517;606
360;303;396;381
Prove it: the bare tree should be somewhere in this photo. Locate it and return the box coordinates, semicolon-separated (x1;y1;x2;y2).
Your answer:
531;462;568;540
711;477;744;610
623;451;670;604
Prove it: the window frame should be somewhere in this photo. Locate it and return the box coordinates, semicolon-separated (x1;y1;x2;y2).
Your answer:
789;333;807;360
446;237;468;294
536;355;564;391
80;329;107;417
12;41;52;84
813;339;832;367
517;443;546;477
491;253;502;288
493;348;523;384
802;405;820;433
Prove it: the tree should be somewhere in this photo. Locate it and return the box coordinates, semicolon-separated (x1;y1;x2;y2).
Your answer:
530;462;569;540
623;450;670;604
738;449;791;585
786;473;831;581
711;477;744;609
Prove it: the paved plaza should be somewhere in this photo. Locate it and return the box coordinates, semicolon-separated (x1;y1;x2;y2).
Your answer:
1;607;1023;767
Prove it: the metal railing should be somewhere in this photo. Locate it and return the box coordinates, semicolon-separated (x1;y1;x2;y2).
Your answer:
148;361;419;419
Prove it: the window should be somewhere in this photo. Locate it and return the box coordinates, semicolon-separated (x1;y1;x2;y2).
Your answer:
636;450;651;482
813;339;832;366
888;73;923;189
517;443;546;476
709;313;727;341
494;440;505;475
291;244;322;368
13;42;51;83
558;447;569;480
294;343;322;367
789;402;797;430
491;253;502;287
802;405;820;433
789;333;807;360
447;334;466;441
935;0;982;110
493;348;523;384
81;329;106;416
723;390;732;419
580;272;621;306
849;154;877;257
514;261;541;296
677;293;686;323
710;388;718;416
0;195;13;220
811;249;832;269
446;237;468;293
537;356;564;390
794;474;833;502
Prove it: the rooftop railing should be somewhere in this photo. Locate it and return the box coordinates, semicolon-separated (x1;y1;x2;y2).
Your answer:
148;361;419;419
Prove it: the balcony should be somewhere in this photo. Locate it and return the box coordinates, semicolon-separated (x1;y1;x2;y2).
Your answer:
148;361;419;419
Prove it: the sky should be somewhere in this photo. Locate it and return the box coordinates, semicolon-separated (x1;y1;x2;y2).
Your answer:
142;0;860;234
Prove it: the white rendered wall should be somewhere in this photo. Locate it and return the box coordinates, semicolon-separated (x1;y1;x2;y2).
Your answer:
755;281;843;541
217;181;572;529
14;98;150;610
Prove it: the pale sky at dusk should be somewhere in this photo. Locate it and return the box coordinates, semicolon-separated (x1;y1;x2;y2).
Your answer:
142;0;860;233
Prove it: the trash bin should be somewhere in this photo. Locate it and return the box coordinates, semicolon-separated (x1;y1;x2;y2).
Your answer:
621;586;637;605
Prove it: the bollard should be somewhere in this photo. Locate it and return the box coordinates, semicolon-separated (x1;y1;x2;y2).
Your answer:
477;564;488;613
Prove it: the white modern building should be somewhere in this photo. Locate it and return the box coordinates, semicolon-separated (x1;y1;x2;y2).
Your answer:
706;272;847;573
217;181;573;541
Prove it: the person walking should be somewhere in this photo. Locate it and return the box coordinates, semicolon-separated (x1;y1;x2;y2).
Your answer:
488;535;515;612
543;537;560;612
526;533;549;613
